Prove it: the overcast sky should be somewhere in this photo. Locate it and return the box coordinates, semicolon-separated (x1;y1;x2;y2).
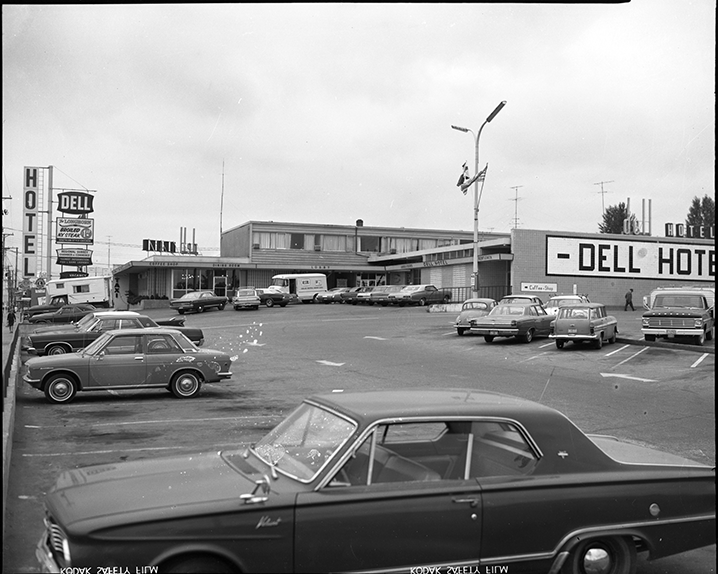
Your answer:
2;2;715;272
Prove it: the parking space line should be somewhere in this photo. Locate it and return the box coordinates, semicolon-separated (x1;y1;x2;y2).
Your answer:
610;346;649;369
605;344;631;357
538;341;553;349
691;354;709;368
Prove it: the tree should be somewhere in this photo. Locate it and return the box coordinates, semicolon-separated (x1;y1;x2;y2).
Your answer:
686;195;715;229
599;202;637;234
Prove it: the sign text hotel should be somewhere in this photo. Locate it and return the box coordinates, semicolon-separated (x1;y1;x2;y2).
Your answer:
546;235;714;281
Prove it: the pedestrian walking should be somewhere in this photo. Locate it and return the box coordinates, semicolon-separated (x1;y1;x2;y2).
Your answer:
7;308;16;331
624;288;635;311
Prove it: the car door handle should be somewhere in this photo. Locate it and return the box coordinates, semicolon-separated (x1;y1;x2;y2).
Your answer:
452;497;479;507
134;356;144;361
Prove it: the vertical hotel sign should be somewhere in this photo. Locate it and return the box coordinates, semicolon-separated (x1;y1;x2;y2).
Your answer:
23;167;39;277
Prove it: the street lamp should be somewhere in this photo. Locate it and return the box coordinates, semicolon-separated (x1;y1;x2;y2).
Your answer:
452;100;506;298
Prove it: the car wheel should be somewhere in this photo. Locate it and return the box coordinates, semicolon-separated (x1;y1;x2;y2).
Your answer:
457;328;467;336
706;326;714;341
44;374;78;404
197;305;205;313
162;555;234;574
522;329;534;343
265;299;275;308
218;303;226;310
280;303;287;307
442;295;451;303
556;340;564;349
561;536;636;574
178;309;185;315
609;329;617;344
484;335;494;343
595;335;603;349
644;334;656;342
46;344;68;356
696;329;706;346
171;372;201;398
418;298;427;306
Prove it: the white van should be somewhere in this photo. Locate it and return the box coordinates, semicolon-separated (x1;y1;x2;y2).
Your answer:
267;273;328;302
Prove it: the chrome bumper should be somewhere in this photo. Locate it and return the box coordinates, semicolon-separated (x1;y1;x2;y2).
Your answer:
36;533;61;573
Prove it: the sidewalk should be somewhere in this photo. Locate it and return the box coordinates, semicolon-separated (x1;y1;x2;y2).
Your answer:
2;322;22;540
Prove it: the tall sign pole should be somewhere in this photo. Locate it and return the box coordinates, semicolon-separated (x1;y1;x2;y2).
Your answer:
46;165;54;280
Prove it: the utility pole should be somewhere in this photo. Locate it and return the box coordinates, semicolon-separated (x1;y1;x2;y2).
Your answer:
510;185;524;229
594;180;614;213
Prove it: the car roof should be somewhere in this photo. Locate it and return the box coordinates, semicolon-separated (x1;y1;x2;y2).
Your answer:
560;302;605;309
308;388;556;423
462;298;495;303
548;295;585;300
102;327;183;336
90;311;141;317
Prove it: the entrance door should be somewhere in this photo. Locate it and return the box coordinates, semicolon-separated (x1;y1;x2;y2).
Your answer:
213;275;227;297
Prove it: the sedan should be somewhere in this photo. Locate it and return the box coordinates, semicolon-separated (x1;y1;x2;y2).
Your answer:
232;288;261;310
34;389;715;573
169;290;228;314
315;287;350;304
499;294;544;306
550;302;618;349
543;294;591;316
388;284;451;306
369;285;405;306
23;328;233;404
469;303;553;343
24;311;204;356
454;297;497;335
27;303;97;325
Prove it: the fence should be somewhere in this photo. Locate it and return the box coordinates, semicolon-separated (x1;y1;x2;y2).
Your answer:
442;285;509;304
3;327;20;402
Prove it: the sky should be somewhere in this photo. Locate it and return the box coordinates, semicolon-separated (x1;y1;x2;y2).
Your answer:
2;2;715;275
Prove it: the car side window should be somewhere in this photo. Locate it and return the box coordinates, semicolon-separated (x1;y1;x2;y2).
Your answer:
469;421;538;477
119;319;143;329
146;334;182;354
98;319;119;331
333;421;475;487
102;335;142;355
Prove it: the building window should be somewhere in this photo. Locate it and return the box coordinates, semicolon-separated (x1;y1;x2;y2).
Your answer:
291;234;305;250
322;235;347;252
360;236;380;252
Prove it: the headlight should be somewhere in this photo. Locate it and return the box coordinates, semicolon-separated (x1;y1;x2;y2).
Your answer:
694;319;703;328
641;318;649;326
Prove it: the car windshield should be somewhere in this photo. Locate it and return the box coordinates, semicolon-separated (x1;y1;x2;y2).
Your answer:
251;402;356;482
402;286;423;293
75;314;98;329
82;332;114;355
559;307;591;319
654;295;704;309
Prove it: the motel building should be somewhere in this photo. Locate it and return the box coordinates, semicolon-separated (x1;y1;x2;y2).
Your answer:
111;219;715;310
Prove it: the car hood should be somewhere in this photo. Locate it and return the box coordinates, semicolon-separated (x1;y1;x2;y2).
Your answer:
644;309;707;318
29;324;81;335
46;451;274;532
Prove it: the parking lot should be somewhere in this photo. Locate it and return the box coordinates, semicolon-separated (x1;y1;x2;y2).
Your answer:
3;302;715;573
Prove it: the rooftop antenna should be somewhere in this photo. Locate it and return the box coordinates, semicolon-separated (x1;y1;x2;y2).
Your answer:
594;180;614;213
510;185;524;229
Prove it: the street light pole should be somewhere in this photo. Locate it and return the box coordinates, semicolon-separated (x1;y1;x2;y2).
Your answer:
452;100;506;298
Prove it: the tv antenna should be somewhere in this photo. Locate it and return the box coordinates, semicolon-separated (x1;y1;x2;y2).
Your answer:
510;185;524;229
594;180;614;213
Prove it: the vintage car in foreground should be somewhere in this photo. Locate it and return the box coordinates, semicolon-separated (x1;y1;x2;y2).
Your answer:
170;290;228;314
388;284;451;306
550;302;618;349
255;288;295;307
27;303;97;325
454;297;497;335
35;388;715;573
23;327;232;404
232;288;261;310
24;311;204;355
470;303;553;343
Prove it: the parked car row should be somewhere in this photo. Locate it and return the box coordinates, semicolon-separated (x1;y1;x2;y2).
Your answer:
318;284;452;307
455;294;618;349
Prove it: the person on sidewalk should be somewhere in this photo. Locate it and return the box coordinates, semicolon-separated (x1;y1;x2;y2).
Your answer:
624;288;635;311
7;308;16;331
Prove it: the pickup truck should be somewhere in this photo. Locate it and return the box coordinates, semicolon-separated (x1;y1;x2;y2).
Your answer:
641;287;715;346
24;295;71;319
